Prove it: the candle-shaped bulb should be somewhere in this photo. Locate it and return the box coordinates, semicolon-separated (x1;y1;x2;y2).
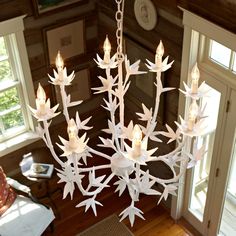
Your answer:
155;40;164;65
187;100;199;131
67;119;78;139
35;83;47;115
191;63;200;94
133;125;142;143
55;51;64;71
132;124;142;157
36;83;46;103
103;35;111;64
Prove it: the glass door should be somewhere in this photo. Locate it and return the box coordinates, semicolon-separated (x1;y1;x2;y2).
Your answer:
207;89;236;236
219;139;236;235
183;70;228;235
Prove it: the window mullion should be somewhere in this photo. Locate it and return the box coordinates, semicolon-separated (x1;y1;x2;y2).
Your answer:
0;104;21;116
0;55;8;62
229;52;235;72
207;38;212;60
0;80;20;93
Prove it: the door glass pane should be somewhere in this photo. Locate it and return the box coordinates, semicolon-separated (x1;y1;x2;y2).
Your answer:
189;84;221;221
219;132;236;236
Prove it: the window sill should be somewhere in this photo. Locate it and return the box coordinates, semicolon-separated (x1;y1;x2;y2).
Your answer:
0;132;39;157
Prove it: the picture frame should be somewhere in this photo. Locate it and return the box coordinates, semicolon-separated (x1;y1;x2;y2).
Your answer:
55;68;91;109
32;0;88;16
44;19;85;66
124;36;164;124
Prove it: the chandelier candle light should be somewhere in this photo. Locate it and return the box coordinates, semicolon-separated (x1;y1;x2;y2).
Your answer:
29;0;209;226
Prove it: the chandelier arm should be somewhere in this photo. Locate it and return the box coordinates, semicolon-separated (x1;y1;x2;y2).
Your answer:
77;172;115;196
72;156;111;196
140;159;188;184
135;163;141;182
88;147;112;160
43;120;64;166
73;153;79;177
153;139;185;161
123;71;130;87
85;184;91;192
60;84;70;123
145;71;162;139
79;164;111;173
106;67;122;152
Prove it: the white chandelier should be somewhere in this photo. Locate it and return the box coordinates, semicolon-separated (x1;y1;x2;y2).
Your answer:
29;0;209;226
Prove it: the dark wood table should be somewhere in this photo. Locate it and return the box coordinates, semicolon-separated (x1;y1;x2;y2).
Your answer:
12;147;63;217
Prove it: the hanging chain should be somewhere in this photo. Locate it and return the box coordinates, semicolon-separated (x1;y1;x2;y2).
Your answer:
115;0;125;62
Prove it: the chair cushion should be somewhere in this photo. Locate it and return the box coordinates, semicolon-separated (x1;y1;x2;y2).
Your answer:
0;195;55;236
0;166;16;216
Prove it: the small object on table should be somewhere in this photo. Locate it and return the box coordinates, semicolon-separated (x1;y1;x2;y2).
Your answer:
19;153;33;175
28;163;54;179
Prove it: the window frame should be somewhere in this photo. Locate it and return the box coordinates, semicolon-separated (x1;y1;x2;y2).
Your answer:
0;15;37;156
0;35;27;141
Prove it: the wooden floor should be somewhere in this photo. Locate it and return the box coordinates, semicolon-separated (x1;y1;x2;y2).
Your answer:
41;184;196;236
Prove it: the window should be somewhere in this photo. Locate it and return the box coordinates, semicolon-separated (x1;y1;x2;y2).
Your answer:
207;39;236;73
0;16;36;155
0;35;26;140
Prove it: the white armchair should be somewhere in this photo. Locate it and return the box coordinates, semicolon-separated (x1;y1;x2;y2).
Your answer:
0;178;55;236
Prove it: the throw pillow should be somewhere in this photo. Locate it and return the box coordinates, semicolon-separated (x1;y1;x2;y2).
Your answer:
0;166;16;216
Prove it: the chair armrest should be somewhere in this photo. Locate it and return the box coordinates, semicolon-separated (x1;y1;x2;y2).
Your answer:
6;177;50;209
6;177;30;194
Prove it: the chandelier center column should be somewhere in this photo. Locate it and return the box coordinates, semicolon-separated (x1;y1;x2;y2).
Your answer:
116;0;125;152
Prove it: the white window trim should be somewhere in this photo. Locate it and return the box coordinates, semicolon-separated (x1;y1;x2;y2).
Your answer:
0;16;38;156
171;8;236;220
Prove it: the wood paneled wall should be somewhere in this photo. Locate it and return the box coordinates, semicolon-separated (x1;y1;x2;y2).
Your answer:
179;0;236;34
1;0;235;179
0;0;105;173
97;0;183;144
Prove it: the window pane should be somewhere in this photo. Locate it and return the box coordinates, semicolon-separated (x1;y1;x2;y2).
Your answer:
0;60;13;83
0;87;20;112
210;40;231;68
2;109;24;131
0;37;7;58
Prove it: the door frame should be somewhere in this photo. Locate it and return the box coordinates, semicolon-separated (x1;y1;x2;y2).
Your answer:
182;67;228;235
207;89;236;235
171;7;236;234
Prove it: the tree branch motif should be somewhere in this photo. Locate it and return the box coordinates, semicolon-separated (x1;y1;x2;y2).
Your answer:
28;1;210;227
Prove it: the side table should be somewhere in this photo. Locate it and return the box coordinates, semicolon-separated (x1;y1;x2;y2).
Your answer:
17;147;63;218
